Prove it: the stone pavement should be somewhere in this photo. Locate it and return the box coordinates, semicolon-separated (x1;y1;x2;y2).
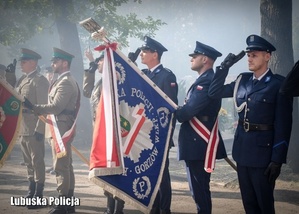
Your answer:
1;129;299;213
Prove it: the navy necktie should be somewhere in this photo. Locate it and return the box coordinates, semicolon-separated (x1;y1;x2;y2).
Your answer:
252;79;259;86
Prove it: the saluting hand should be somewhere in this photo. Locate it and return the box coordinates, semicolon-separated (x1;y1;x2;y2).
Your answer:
220;51;245;70
5;59;17;73
85;48;95;62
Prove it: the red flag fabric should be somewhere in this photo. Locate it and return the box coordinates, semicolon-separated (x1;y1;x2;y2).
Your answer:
88;46;177;213
90;95;121;170
89;48;123;175
0;78;23;167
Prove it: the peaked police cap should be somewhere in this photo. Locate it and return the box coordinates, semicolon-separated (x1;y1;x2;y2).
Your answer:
189;41;222;60
246;34;276;53
19;48;41;61
51;47;74;62
139;36;168;55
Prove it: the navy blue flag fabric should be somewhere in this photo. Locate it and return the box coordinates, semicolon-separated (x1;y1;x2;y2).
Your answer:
89;48;176;213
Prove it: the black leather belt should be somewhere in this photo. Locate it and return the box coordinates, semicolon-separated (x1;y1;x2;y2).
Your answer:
239;119;274;132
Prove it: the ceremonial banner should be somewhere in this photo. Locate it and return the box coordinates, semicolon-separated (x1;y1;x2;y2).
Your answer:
0;78;23;168
89;46;124;175
89;47;176;213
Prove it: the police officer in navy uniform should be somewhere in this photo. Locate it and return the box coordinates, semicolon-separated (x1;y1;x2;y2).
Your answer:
175;41;227;214
139;36;178;214
209;35;293;214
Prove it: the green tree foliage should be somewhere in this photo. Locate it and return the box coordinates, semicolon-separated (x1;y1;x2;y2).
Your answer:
0;0;54;46
0;0;166;145
0;0;166;47
75;0;166;48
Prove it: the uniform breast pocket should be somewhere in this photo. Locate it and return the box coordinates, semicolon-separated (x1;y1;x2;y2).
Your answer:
236;91;246;104
255;94;275;104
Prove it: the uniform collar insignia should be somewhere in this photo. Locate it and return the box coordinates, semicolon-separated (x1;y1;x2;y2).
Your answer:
154;68;161;74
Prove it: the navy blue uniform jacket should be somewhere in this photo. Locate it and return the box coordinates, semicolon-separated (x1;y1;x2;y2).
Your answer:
142;64;178;147
176;69;227;161
209;67;293;167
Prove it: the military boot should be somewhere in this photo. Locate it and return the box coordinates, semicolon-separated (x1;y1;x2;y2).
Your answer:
27;182;45;209
48;196;67;214
34;182;44;197
104;195;115;214
114;198;125;214
66;189;75;213
25;181;36;198
48;205;67;214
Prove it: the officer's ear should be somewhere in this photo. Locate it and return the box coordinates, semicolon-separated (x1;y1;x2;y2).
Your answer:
61;60;70;68
153;51;159;59
264;52;271;62
202;55;208;64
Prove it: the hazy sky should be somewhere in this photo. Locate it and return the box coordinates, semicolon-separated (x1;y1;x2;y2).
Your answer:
121;0;261;84
113;0;298;87
2;0;297;85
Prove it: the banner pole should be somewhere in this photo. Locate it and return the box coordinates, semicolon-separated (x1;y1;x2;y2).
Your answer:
224;157;237;171
71;144;90;167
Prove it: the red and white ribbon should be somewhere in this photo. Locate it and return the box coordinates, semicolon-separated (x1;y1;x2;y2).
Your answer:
189;117;219;173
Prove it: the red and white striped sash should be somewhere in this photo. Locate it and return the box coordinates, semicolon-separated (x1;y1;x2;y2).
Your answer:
48;83;80;158
48;114;78;158
189;117;219;173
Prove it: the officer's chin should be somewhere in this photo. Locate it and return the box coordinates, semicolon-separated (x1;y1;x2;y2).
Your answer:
248;66;255;72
